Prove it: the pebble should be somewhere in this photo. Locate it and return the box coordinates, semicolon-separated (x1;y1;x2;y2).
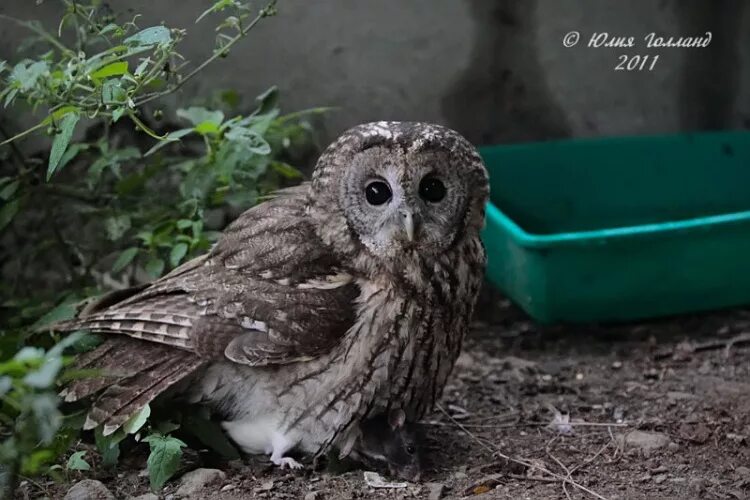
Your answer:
175;468;227;498
64;480;115;500
304;492;320;500
618;430;671;452
129;495;158;500
426;482;446;500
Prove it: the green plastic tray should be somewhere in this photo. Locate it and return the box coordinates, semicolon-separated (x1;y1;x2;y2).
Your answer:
480;130;750;324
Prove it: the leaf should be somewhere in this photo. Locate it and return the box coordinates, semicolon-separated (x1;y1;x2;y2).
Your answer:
143;128;193;157
43;106;81;124
122;404;150;435
124;26;172;47
102;80;127;105
57;143;89;172
183;414;240;459
112;107;126;122
177;107;224;127
271;161;303;179
144;433;186;491
31;393;63;444
169;243;188;267
0;180;19;201
95;428;125;467
47;113;80;180
67;451;91;471
112;247;138;273
90;61;129;81
105;215;131;241
254;86;279;115
145;257;165;278
0;198;20;231
23;357;62;388
32;302;76;329
194;121;220;135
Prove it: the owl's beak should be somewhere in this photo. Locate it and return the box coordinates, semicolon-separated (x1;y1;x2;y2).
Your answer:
400;209;415;242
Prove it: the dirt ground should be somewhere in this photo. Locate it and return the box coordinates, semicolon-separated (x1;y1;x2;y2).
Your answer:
19;288;750;499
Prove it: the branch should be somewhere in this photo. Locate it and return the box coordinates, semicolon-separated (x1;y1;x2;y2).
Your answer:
134;0;278;107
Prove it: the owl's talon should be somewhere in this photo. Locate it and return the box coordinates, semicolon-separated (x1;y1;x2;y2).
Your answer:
274;457;303;469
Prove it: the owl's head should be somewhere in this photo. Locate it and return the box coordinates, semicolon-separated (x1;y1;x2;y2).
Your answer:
310;121;488;267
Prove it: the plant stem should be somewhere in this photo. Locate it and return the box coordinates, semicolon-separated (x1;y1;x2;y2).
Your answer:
0;122;47;147
134;0;278;107
0;15;75;57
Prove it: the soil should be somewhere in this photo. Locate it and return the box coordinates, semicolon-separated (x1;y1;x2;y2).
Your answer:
17;288;750;500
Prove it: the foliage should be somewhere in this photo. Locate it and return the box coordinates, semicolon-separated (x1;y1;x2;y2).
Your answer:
0;332;90;495
0;0;321;495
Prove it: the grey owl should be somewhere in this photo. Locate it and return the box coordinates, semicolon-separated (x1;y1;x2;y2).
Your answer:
55;121;489;468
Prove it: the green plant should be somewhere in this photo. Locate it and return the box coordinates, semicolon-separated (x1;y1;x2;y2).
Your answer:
0;0;322;495
0;332;91;496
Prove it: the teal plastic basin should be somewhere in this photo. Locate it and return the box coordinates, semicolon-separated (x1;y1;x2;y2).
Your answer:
480;130;750;324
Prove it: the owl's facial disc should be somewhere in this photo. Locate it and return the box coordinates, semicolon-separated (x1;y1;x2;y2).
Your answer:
342;146;467;259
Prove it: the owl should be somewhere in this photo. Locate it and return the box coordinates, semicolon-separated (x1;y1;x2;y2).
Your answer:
55;121;489;468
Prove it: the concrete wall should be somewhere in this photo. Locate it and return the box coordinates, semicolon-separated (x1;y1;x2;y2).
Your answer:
1;0;748;146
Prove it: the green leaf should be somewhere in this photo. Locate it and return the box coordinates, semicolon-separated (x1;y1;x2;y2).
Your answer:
144;433;186;491
31;393;63;444
177;107;224;127
90;61;129;80
112;107;126;122
143;128;193;157
169;243;188;267
48;113;80;180
102;80;127;105
95;428;125;467
183;414;240;459
122;404;150;435
0;198;20;231
105;215;131;241
0;180;20;201
24;357;62;388
145;258;165;278
57;143;89;172
271;161;303;179
124;26;172;47
32;302;77;329
194;121;220;135
67;451;91;471
112;247;138;273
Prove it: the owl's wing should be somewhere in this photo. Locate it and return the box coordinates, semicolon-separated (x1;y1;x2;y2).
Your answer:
54;184;361;366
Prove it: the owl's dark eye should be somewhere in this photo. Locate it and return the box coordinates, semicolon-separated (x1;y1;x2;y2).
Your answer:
419;176;446;203
406;445;416;454
365;180;392;206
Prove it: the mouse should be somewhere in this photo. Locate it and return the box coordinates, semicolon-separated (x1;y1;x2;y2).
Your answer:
345;408;422;482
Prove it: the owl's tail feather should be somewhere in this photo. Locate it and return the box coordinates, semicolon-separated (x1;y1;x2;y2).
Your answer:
62;338;205;435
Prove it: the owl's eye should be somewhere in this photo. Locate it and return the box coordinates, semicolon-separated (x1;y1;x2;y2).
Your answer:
406;445;416;454
419;176;446;203
365;180;392;205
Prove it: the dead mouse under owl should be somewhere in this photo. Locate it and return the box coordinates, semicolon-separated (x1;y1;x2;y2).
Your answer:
344;408;422;482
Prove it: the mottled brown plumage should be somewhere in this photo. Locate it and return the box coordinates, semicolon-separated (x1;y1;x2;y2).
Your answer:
54;121;488;466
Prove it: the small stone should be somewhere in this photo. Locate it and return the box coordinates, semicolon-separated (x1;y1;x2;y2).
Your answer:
64;480;115;500
426;482;446;500
175;468;227;498
735;466;750;478
618;430;670;452
653;474;667;484
668;442;680;451
254;480;275;493
221;484;236;492
611;361;622;370
129;495;158;500
666;391;697;402
304;492;320;500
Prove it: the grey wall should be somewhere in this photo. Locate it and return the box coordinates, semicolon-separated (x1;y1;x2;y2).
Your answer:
1;0;749;146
